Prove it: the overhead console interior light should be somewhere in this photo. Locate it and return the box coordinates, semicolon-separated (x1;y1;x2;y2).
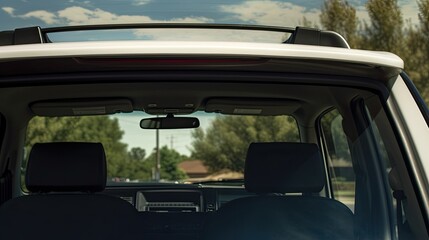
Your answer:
144;102;197;115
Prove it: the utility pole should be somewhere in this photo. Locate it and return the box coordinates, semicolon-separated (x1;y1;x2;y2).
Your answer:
155;116;160;182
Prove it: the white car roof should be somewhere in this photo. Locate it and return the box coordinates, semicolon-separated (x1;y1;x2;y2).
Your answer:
0;41;404;69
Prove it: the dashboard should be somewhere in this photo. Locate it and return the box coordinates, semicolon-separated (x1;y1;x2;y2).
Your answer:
103;184;255;239
103;183;255;213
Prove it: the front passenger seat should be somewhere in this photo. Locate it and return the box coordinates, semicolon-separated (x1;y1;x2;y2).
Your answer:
204;142;354;240
0;142;139;240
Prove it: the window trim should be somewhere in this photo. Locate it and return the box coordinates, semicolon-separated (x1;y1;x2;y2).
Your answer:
316;107;343;200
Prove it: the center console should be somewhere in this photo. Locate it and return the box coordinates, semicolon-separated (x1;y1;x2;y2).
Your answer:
136;190;202;212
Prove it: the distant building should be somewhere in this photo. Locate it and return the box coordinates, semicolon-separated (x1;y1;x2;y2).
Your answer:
178;160;209;179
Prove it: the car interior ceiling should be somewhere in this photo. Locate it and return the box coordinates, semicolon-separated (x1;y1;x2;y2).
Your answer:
0;75;425;239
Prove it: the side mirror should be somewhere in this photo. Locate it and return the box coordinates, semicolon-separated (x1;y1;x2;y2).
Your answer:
140;115;200;129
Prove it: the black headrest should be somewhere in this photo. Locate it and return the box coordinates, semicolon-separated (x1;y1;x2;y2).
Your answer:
26;142;106;193
245;142;325;193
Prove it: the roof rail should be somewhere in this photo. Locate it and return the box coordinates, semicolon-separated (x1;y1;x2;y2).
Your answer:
0;27;45;46
0;24;350;48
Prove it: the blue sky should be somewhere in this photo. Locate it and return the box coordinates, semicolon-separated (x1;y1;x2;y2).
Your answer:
0;0;421;39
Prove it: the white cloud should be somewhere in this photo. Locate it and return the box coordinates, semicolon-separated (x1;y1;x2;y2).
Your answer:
8;6;210;26
2;5;212;26
55;6;214;28
21;10;59;24
57;6;153;25
2;6;59;24
2;7;15;15
219;1;320;26
133;0;151;6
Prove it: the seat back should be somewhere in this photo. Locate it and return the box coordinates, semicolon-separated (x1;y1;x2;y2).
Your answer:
204;142;354;240
0;142;139;240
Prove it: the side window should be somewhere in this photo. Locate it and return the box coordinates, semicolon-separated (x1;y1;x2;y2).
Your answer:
321;109;355;211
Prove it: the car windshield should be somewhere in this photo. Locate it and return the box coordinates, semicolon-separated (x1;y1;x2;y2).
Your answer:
22;112;300;185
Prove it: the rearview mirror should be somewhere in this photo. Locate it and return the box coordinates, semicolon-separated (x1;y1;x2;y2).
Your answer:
140;116;200;129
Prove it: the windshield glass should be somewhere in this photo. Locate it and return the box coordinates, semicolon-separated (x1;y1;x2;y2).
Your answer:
22;112;299;186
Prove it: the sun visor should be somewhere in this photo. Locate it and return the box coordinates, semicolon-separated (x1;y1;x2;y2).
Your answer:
205;98;300;115
30;98;133;116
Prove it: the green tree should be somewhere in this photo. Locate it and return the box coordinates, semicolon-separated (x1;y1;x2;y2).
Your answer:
191;115;299;173
420;0;429;37
404;26;428;101
363;0;403;52
25;116;151;180
128;147;146;161
320;0;360;48
397;0;429;103
420;0;429;82
145;146;188;181
414;0;429;102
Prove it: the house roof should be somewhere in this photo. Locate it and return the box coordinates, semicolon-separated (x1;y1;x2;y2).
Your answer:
178;160;208;174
